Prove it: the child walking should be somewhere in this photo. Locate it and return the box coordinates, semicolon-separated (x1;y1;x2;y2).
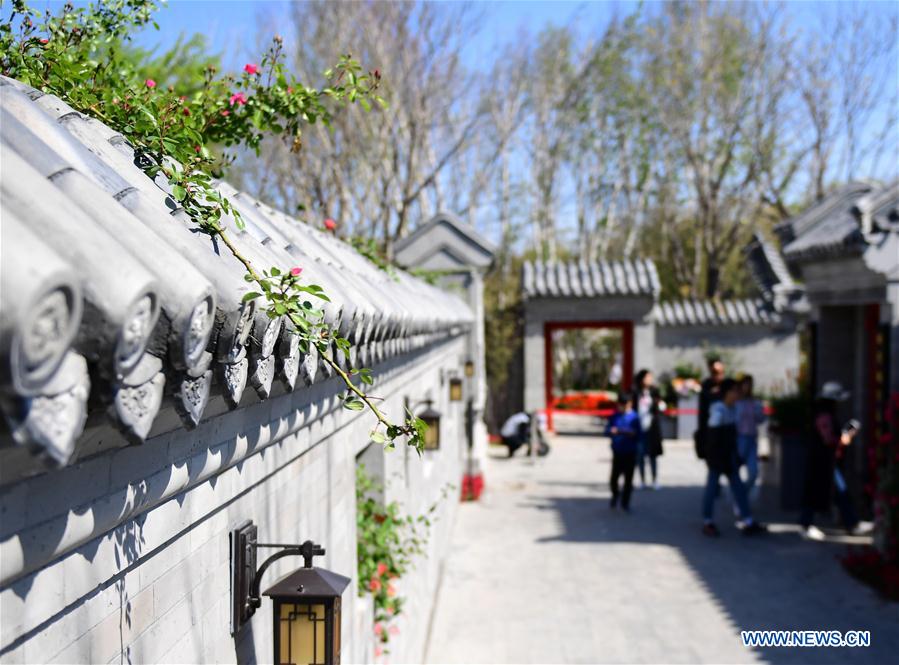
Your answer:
605;393;642;512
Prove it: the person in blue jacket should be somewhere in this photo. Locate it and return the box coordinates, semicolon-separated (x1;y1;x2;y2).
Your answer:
605;392;642;511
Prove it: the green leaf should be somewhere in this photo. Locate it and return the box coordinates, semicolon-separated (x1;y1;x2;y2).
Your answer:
242;291;261;302
344;398;364;411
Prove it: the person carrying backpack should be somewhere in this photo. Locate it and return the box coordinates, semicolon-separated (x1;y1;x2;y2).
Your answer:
701;378;766;536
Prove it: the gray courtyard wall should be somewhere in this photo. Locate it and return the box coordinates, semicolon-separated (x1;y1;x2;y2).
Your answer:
0;336;467;665
654;324;800;393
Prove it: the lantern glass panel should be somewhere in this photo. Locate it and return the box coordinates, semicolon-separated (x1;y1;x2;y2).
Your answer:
279;602;327;665
423;418;440;449
449;379;463;402
464;361;474;377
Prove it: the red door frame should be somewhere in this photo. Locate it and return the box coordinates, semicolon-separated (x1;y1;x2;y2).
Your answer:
543;320;634;431
863;304;883;449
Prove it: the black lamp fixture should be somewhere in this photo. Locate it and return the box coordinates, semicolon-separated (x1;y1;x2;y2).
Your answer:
232;522;349;665
448;375;463;402
404;396;442;450
463;358;475;378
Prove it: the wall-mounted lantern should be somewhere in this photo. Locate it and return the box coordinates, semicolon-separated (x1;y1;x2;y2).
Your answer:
405;397;442;450
449;376;463;402
232;522;349;665
463;359;475;378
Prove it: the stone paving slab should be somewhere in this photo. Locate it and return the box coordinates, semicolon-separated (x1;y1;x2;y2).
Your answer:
425;435;899;664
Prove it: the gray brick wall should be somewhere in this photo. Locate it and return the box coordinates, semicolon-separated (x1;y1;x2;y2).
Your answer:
0;336;467;664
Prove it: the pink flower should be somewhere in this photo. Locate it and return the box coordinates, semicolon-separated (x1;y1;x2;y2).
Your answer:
194;145;201;153
374;623;383;636
229;92;248;106
145;79;156;89
376;562;388;576
244;63;259;75
290;267;303;277
386;606;395;616
39;38;49;45
369;578;382;592
386;584;396;598
287;86;294;94
389;625;400;636
374;647;383;658
324;218;337;231
221;109;230;117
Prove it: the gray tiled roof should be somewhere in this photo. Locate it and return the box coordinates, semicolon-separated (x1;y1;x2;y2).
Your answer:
394;211;496;271
653;299;780;326
522;259;660;299
782;211;866;261
775;182;873;244
779;181;899;262
745;232;796;294
856;181;899;234
0;75;472;465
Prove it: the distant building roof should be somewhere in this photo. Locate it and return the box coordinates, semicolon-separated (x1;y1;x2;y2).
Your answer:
775;181;874;245
779;181;898;263
394;211;496;271
653;299;780;327
522;259;661;299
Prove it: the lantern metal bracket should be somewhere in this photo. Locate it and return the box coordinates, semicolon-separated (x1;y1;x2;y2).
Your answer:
404;397;434;412
230;520;325;634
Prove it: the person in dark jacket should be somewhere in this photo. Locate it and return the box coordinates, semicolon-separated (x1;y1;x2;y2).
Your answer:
605;393;642;512
632;369;667;489
696;358;725;459
701;378;765;536
799;382;865;539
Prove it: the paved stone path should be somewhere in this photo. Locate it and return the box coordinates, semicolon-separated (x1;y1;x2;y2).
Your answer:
425;434;899;664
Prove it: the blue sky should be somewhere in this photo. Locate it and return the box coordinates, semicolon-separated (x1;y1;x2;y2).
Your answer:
133;1;637;61
129;1;898;67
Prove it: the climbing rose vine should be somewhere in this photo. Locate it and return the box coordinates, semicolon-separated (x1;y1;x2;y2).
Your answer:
0;0;427;450
357;466;444;655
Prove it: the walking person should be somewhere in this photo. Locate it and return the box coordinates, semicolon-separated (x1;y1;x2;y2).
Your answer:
695;357;726;460
701;378;766;536
606;393;641;512
799;382;868;539
633;369;666;489
734;374;766;502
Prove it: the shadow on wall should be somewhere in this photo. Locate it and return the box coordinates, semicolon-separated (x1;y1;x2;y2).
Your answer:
235;616;258;665
522;484;897;665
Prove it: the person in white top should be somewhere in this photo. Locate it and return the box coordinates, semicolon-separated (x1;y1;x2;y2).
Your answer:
499;412;549;457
